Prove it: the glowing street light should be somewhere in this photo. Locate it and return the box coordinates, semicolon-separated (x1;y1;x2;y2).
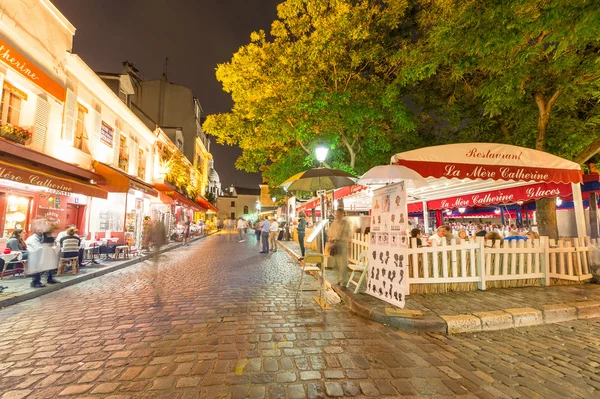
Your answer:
458;207;466;214
315;146;328;164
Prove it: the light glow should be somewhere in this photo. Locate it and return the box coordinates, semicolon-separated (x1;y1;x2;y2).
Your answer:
315;146;328;163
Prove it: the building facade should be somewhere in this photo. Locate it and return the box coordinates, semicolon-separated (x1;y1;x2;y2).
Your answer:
0;0;216;248
216;186;261;221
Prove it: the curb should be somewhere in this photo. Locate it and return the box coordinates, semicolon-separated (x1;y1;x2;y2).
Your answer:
0;233;216;309
278;239;600;334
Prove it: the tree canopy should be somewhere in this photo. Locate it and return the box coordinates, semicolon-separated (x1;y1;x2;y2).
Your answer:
203;0;420;185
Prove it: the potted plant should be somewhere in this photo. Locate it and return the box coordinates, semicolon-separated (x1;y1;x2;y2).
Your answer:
0;124;32;145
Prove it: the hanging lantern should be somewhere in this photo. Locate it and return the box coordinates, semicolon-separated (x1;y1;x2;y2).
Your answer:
494;208;501;215
458;207;466;214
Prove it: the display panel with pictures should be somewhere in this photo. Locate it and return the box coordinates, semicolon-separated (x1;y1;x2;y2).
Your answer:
367;182;409;308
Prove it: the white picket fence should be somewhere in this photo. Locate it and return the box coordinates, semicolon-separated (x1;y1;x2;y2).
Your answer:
347;233;595;292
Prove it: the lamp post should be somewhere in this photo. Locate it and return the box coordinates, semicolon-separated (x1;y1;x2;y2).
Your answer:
314;146;329;309
284;187;290;241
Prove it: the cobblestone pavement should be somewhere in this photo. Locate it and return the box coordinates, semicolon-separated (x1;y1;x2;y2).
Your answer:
0;232;599;399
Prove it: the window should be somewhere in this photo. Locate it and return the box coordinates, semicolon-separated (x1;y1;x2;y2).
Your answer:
230;201;235;207
243;206;248;214
230;212;235;219
74;104;89;153
138;148;146;179
118;135;128;170
0;83;25;126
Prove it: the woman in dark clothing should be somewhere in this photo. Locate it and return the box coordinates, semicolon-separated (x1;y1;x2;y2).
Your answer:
297;211;307;260
6;229;28;259
410;228;423;248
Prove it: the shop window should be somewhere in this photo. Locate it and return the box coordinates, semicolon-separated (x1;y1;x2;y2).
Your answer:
138;148;146;180
230;201;235;207
3;195;31;239
119;135;128;171
74;104;90;153
243;206;248;214
0;83;25;126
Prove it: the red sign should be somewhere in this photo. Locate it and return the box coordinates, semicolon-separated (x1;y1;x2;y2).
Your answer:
427;182;571;210
397;160;582;184
0;38;66;102
0;162;107;199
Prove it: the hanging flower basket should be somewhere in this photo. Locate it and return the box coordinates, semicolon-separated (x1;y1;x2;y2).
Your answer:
0;124;32;145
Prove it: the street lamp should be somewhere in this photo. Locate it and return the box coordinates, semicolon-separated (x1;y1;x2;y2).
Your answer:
272;196;276;204
458;207;466;214
315;146;328;165
556;197;563;207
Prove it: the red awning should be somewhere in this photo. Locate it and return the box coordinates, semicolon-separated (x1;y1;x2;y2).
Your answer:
334;184;367;199
392;143;582;184
196;195;218;212
94;162;158;197
426;182;572;210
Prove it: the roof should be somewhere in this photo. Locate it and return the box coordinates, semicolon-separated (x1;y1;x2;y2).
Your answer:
235;187;261;196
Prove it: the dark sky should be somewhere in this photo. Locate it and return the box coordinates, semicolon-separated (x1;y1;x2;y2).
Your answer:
52;0;282;188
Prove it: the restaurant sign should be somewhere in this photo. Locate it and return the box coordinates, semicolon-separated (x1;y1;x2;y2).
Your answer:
100;122;114;148
0;164;107;199
426;182;571;210
0;38;66;101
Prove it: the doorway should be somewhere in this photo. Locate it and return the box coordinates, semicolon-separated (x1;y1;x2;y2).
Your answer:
66;203;85;234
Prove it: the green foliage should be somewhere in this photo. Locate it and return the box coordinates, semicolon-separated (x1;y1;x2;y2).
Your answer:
203;0;421;186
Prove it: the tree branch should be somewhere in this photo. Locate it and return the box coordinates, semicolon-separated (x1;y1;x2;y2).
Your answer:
545;89;562;113
493;116;510;140
574;133;600;165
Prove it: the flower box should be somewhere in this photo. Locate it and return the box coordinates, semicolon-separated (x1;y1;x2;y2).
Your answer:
0;124;32;145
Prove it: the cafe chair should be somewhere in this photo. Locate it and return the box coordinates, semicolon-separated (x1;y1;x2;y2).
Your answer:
295;253;323;307
346;250;369;294
57;240;81;276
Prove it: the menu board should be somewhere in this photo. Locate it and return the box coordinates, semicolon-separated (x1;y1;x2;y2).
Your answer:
367;182;409;308
100;122;114;148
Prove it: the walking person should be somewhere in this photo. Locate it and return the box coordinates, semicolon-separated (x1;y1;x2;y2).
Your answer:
297;211;307;260
26;219;60;288
260;215;270;253
326;209;351;286
182;219;191;247
237;216;245;242
269;216;279;252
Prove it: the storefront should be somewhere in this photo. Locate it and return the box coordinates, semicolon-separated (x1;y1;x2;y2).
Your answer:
0;140;107;238
92;161;158;246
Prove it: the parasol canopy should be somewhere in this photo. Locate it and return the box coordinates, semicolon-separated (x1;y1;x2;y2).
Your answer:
281;167;358;192
358;165;428;188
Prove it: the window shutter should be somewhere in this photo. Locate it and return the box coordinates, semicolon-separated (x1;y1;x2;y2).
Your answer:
113;130;121;167
32;96;50;152
92;110;102;157
62;88;76;144
129;140;138;176
0;72;5;95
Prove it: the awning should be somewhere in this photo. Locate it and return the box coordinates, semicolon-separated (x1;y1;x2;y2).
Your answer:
160;190;204;211
426;182;572;210
0;158;107;199
93;161;158;197
392;143;582;184
196;195;218;212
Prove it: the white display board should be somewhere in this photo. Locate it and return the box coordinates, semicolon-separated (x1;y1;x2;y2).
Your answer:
367;182;409;308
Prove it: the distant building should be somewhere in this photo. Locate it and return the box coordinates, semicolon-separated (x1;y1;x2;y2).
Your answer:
216;186;261;220
207;158;223;197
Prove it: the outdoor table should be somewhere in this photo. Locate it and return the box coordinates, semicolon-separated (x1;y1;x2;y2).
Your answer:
1;252;23;279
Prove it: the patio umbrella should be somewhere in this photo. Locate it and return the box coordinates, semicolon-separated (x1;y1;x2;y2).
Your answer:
281;167;358;192
357;165;428;188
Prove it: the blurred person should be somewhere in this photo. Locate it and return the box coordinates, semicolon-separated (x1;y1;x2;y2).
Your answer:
237;216;245;242
475;224;487;237
410;228;422;247
485;231;503;247
26;220;59;288
260;216;271;253
526;231;540;241
457;230;468;241
6;229;28;258
297;211;307;260
59;227;81;258
183;218;191;247
269;216;279;252
327;209;351;285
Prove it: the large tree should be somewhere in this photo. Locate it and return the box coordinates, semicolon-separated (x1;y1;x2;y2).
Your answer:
203;0;421;185
395;0;600;238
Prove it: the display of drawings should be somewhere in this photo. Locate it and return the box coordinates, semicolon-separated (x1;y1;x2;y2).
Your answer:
368;182;409;308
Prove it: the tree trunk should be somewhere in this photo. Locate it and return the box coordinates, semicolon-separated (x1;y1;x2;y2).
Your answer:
536;197;559;239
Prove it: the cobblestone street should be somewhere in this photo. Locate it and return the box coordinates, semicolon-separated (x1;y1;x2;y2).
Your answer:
0;232;599;399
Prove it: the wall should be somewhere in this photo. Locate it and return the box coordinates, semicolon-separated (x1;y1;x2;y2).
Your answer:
557;209;591;238
216;195;259;220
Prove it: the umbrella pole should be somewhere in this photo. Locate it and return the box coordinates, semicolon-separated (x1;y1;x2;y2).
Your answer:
315;189;329;309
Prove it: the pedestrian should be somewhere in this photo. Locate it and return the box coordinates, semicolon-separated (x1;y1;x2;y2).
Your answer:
269;216;279;252
297;211;307;260
183;218;191;247
237;216;245;242
254;221;261;242
26;219;60;288
326;209;351;285
260;215;270;253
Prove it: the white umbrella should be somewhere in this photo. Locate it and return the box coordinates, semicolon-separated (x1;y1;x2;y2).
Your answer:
358;165;428;188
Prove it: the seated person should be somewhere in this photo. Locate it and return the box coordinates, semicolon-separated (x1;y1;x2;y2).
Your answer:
504;230;527;242
6;229;29;259
59;227;81;258
410;228;422;247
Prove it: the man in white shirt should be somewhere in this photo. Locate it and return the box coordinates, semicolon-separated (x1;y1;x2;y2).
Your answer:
269;217;279;252
237;217;245;242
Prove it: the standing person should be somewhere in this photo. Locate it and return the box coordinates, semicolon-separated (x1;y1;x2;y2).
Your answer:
237;216;245;242
260;215;271;253
297;211;307;260
269;217;279;252
327;209;351;285
26;220;59;288
183;218;191;247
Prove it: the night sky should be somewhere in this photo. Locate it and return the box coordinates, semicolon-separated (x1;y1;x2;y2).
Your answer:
53;0;282;188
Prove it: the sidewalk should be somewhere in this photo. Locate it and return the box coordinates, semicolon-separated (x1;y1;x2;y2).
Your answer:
0;233;215;309
277;238;600;334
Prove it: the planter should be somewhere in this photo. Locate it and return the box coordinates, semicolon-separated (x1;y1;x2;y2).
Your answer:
0;125;32;145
